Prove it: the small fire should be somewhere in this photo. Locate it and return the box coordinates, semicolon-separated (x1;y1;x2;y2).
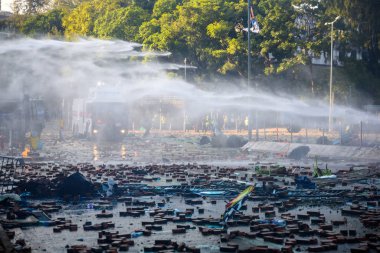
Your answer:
22;146;30;158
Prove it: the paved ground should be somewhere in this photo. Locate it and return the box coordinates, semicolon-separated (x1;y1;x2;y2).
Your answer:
38;120;247;165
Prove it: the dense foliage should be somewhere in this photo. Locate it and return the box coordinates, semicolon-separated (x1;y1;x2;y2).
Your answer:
2;0;380;105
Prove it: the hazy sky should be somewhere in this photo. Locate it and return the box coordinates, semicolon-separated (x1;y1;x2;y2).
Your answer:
1;0;12;11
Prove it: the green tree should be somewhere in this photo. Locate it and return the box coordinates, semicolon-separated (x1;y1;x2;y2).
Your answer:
63;1;96;37
140;0;247;77
255;0;297;75
152;0;180;18
63;0;149;40
290;0;331;95
328;0;380;76
20;9;65;35
94;5;149;41
122;0;157;12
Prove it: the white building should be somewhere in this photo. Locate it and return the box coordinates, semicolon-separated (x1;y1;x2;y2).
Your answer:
311;48;364;67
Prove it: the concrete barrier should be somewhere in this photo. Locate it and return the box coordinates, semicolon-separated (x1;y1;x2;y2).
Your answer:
242;141;380;161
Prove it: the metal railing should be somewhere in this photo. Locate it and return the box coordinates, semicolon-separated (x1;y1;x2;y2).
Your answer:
0;155;24;194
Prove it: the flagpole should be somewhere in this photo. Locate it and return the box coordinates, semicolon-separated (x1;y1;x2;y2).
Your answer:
247;0;251;87
247;0;253;140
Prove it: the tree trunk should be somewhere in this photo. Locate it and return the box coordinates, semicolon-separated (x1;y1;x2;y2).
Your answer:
368;28;380;76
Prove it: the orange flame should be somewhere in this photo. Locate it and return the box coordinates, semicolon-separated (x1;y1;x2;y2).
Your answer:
22;147;30;158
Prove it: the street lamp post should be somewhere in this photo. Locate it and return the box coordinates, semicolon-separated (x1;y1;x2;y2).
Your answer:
325;16;340;132
183;58;188;132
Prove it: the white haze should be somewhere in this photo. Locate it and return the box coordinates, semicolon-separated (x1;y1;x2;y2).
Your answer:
0;0;12;12
0;36;376;127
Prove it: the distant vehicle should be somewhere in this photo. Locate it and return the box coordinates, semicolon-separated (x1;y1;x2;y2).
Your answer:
72;86;128;141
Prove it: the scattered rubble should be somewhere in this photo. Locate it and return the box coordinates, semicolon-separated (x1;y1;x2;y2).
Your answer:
0;159;379;252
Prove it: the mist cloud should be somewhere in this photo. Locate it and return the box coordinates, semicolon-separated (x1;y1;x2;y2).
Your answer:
0;35;375;127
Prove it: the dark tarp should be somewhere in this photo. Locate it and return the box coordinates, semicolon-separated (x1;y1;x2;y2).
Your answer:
226;135;248;148
288;146;310;160
199;136;211;145
57;171;95;196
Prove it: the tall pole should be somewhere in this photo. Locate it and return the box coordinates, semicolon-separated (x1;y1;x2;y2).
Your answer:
328;22;333;132
247;0;253;140
247;0;251;87
183;110;186;132
326;16;340;132
360;121;363;147
247;1;259;141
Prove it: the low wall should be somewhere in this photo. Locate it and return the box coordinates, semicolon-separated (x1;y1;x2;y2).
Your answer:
242;141;380;161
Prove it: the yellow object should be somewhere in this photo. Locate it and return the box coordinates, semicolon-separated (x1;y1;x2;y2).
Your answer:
30;136;40;150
